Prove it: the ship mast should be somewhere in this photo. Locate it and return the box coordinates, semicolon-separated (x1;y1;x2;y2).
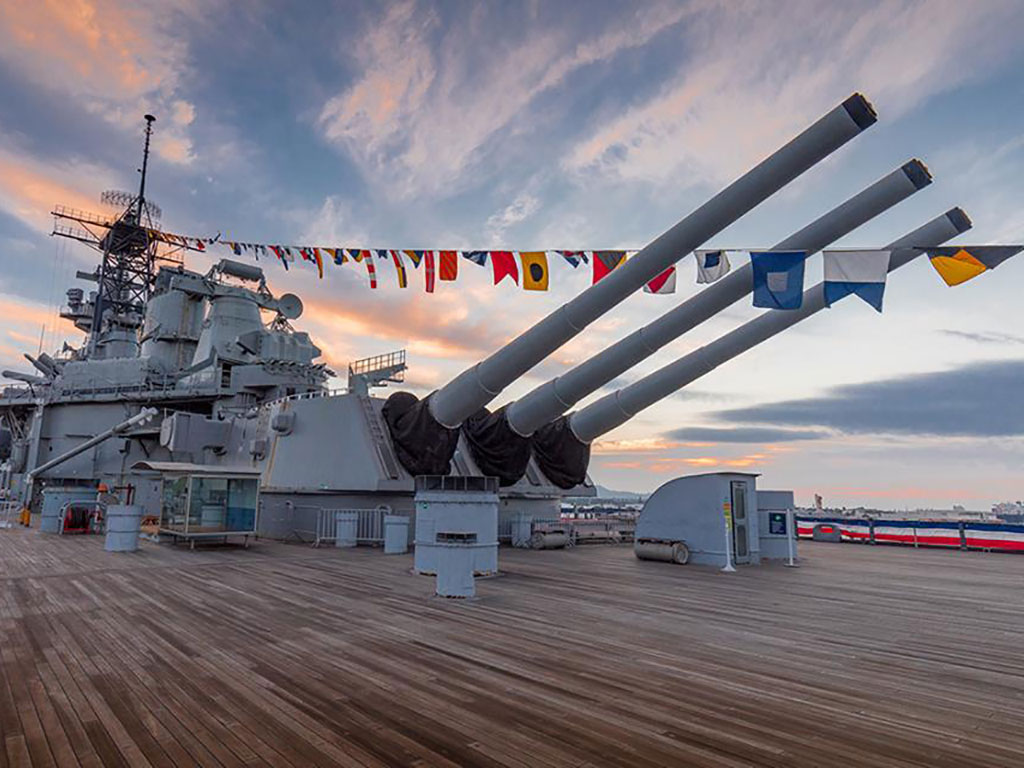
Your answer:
133;114;156;224
51;115;179;359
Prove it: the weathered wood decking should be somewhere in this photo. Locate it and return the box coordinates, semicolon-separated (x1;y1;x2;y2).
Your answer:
1;529;1022;767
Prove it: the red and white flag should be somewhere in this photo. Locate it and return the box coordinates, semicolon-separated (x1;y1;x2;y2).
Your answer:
424;251;436;293
644;266;676;294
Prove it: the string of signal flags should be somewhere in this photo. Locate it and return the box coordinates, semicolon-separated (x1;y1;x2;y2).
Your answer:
145;227;1020;313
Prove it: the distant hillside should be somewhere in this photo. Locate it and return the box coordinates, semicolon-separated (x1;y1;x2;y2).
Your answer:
566;485;646;503
593;485;644;500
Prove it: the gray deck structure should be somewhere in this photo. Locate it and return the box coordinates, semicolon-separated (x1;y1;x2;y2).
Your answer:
1;529;1021;767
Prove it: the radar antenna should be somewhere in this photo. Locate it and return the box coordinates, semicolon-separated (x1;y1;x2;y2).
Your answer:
101;190;161;223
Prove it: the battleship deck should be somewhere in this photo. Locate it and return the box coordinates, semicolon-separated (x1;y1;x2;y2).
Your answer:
1;532;1022;768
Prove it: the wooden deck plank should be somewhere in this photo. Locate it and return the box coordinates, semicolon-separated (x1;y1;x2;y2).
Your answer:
2;528;1024;767
0;637;57;768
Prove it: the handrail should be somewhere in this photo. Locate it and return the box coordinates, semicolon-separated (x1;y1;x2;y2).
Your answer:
349;350;406;377
260;387;348;409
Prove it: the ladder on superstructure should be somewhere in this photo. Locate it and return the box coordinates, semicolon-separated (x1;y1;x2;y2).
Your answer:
357;394;402;479
347;350;407;478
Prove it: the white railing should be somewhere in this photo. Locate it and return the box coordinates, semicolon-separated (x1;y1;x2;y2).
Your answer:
313;506;406;548
500;515;563;547
571;518;636;544
500;515;636;547
261;387;348;410
0;501;19;529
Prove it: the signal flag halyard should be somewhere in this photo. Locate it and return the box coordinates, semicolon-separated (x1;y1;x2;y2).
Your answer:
423;251;436;293
270;245;289;271
695;250;731;283
439;250;459;281
520;251;549;291
644;266;676;294
559;251;588;268
357;249;377;289
751;251;806;310
491;251;519;285
592;250;627;283
926;246;1023;286
390;250;408;288
823;249;890;312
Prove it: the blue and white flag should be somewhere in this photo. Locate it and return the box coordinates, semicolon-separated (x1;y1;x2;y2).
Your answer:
695;249;731;283
462;251;489;266
823;249;890;312
751;251;806;309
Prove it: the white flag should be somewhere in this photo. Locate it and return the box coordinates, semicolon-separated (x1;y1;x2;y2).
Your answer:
822;249;890;311
696;249;731;283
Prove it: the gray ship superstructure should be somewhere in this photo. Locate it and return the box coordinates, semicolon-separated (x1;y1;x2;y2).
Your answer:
0;240;591;529
0;119;595;531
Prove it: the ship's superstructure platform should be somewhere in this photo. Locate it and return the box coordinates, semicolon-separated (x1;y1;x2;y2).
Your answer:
1;534;1021;767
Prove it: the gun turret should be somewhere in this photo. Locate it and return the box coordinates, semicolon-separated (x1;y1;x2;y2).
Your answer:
536;208;974;488
24;353;60;379
384;93;878;476
465;160;931;485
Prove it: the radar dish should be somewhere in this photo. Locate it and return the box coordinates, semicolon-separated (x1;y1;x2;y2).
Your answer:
277;293;303;319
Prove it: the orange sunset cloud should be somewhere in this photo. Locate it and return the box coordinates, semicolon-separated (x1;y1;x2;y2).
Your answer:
0;151;114;234
591;437;714;454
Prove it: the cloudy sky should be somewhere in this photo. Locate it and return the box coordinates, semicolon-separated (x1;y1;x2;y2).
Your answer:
0;0;1022;509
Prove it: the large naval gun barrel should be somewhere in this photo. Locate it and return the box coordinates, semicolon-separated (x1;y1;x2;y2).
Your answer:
505;159;932;438
534;209;972;487
432;95;876;427
385;94;878;476
466;160;931;484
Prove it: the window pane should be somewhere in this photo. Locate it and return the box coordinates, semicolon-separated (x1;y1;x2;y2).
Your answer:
226;477;258;532
189;477;228;532
161;477;189;531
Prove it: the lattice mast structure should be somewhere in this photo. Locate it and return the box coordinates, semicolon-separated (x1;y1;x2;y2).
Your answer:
51;115;184;356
